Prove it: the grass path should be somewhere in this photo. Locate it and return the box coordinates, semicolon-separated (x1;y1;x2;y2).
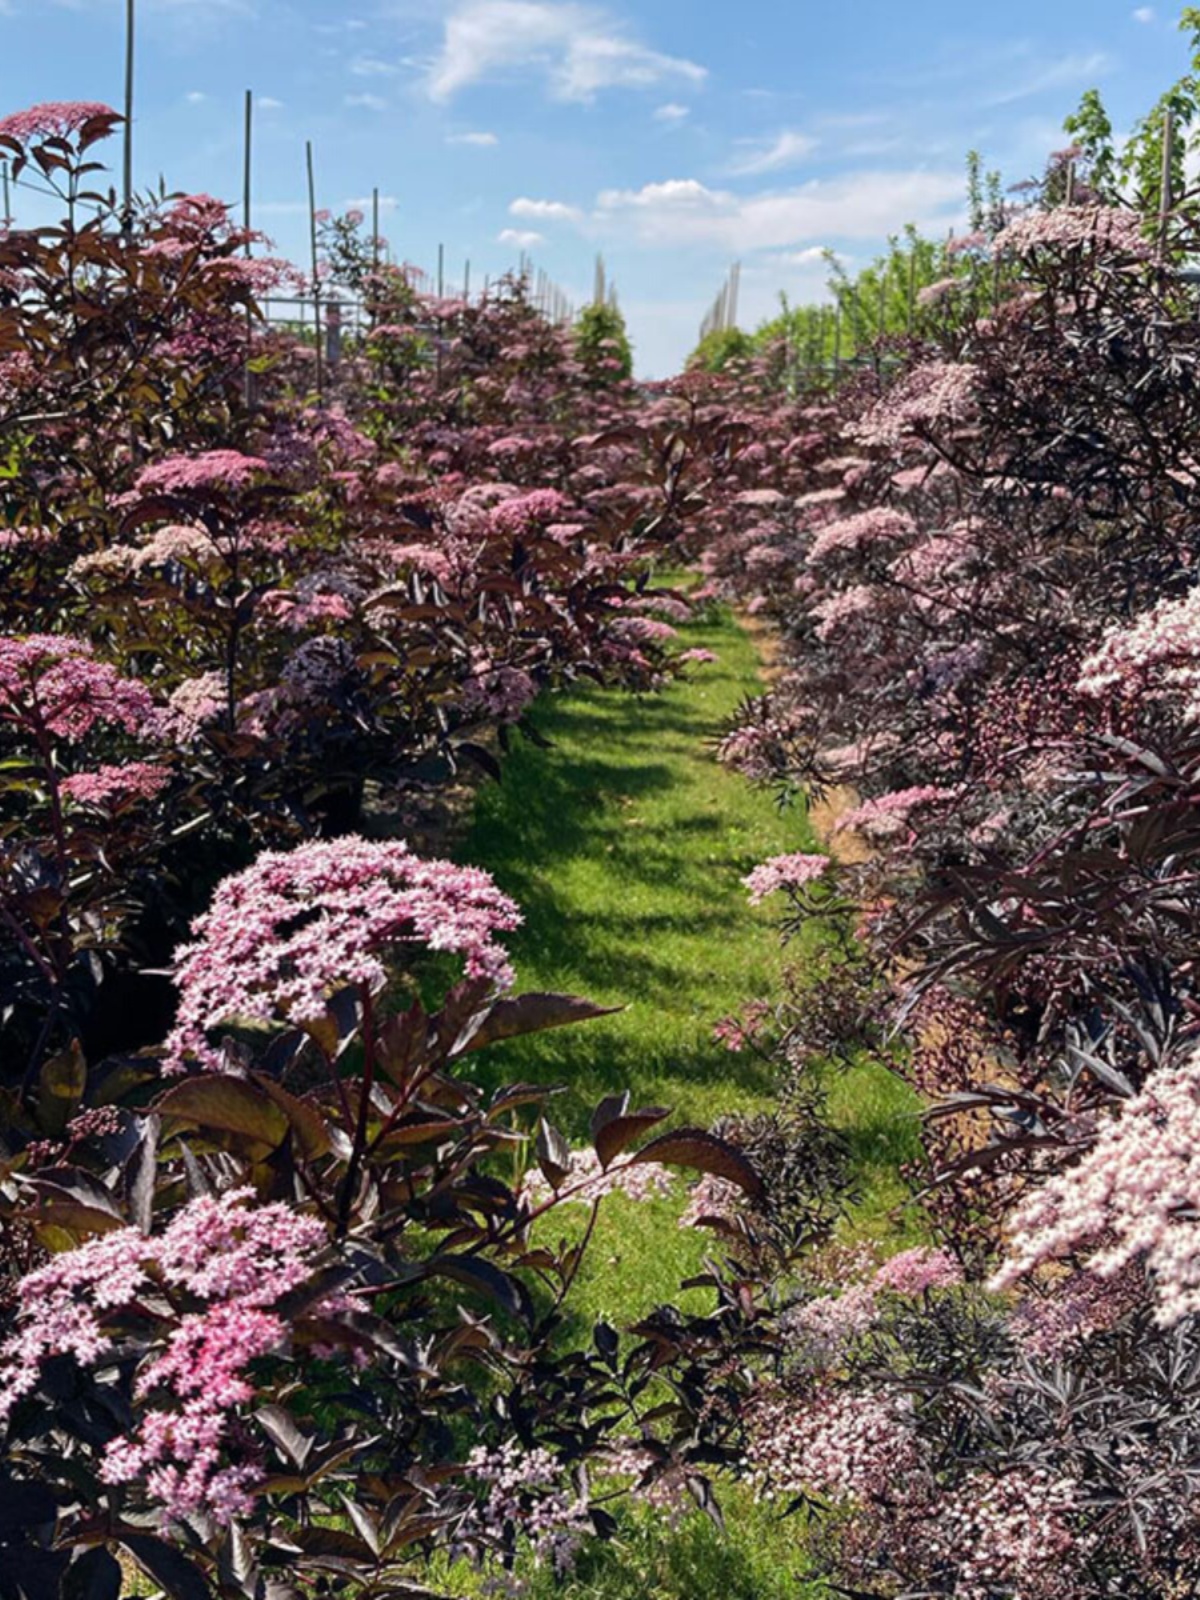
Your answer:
460;603;804;1131
459;601;917;1327
443;603;921;1598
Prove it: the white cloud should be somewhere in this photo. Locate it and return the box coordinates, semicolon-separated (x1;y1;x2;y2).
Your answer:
510;196;583;221
727;129;818;176
594;168;964;251
987;50;1112;106
185;90;207;104
597;177;715;211
427;1;706;103
1133;6;1156;20
498;227;544;246
654;102;689;123
258;96;284;111
776;245;829;266
345;92;388;110
351;55;400;76
448;130;500;145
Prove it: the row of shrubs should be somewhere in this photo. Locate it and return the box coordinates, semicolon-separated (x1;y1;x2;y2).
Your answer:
693;133;1200;1594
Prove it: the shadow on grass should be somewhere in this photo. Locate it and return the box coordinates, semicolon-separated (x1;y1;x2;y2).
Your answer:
458;625;801;1134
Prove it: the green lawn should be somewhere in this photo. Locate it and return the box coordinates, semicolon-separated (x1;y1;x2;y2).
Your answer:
446;599;919;1596
461;597;918;1236
460;604;800;1132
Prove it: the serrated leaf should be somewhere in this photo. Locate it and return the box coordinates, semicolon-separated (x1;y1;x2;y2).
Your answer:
430;1254;534;1324
119;1536;212;1600
460;992;621;1056
156;1076;289;1149
629;1129;763;1202
36;1042;86;1137
535;1117;572;1188
342;1497;383;1559
594;1107;671;1169
257;1403;316;1470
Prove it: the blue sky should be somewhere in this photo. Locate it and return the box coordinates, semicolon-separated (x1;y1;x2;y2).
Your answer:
0;0;1193;374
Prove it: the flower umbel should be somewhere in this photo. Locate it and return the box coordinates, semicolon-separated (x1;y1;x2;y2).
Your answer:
166;837;522;1070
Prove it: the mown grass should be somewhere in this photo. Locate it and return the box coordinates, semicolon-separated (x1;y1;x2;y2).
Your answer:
460;597;920;1239
460;604;800;1133
434;598;921;1596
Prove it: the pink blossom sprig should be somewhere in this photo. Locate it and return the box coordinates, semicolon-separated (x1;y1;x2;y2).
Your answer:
742;852;830;906
0;1189;327;1524
0;102;118;144
992;1050;1200;1325
0;634;153;741
461;1439;590;1578
781;1246;963;1359
166;837;522;1071
59;761;172;809
1078;585;1200;720
135;450;269;495
521;1146;673;1209
745;1384;923;1505
807;507;915;566
994;205;1152;260
855;361;979;449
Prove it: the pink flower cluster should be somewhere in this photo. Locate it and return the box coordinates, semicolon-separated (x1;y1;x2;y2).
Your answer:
60;761;172;809
811;584;879;640
257;588;355;631
1078;585;1200;720
994;205;1152;260
521;1146;673;1208
0;634;153;741
1010;1265;1144;1357
745;1385;922;1505
166;837;522;1070
152;671;225;743
742;852;830;906
136;450;269;495
462;1439;590;1577
927;1470;1081;1600
460;662;537;724
808;507;915;565
0;1190;326;1523
890;520;978;586
783;1246;962;1358
855;362;979;448
835;785;960;843
490;489;573;535
0;101;117;143
992;1047;1200;1325
72;524;220;582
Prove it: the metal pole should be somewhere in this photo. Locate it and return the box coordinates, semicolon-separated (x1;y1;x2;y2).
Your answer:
464;258;471;302
306;140;323;399
242;90;252;239
122;0;135;233
371;186;380;326
242;90;253;409
1;160;9;228
907;249;917;335
437;241;444;298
